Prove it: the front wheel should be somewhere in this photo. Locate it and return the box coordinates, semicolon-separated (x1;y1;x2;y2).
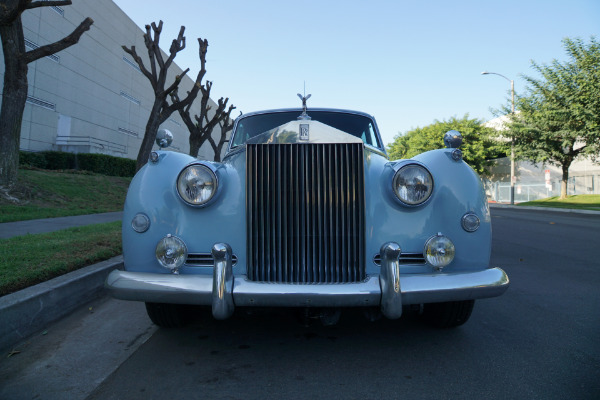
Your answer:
420;300;475;328
145;302;191;328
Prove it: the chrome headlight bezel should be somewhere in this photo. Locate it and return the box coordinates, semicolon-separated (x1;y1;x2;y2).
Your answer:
391;163;434;207
176;162;219;207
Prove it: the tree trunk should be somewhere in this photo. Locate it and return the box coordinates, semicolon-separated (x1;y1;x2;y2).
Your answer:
189;139;200;158
189;135;209;158
560;161;571;199
136;100;164;171
0;17;28;188
213;132;227;162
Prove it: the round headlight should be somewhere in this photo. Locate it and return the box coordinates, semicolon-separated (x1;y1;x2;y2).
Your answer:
177;164;218;206
155;234;187;273
392;164;433;206
424;234;455;270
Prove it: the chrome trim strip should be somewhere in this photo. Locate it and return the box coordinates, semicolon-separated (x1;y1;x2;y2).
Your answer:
186;253;238;267
211;243;234;319
379;242;403;319
373;252;426;266
364;144;388;159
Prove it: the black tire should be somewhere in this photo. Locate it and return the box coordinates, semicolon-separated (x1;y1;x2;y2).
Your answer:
421;300;475;328
145;302;190;328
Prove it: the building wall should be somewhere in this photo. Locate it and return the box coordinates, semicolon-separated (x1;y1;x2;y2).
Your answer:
0;0;221;161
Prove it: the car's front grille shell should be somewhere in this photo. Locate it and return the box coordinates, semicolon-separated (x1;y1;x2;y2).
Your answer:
246;143;366;283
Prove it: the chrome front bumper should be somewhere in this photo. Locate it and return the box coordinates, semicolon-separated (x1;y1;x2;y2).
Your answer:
106;242;509;320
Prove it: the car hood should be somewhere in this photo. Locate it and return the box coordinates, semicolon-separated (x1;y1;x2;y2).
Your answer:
245;120;364;145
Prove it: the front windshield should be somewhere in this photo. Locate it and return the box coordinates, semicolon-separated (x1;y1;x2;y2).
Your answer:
230;111;382;149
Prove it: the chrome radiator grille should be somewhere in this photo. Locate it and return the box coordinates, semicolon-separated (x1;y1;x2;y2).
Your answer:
247;143;366;283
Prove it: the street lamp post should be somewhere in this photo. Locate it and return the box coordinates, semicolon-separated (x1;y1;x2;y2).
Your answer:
482;71;515;205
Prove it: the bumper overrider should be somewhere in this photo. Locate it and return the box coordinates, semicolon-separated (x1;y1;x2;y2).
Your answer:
105;242;509;320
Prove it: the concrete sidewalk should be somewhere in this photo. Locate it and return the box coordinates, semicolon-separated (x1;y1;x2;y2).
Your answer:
0;211;123;239
0;256;124;351
0;212;124;351
489;203;600;215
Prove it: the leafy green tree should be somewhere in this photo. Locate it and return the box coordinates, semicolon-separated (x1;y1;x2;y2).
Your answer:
506;37;600;199
387;115;505;175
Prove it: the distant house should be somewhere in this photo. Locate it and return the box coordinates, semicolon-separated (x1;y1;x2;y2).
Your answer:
0;0;222;161
483;116;600;202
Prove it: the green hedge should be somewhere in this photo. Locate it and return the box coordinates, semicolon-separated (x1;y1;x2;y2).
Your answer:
19;151;136;177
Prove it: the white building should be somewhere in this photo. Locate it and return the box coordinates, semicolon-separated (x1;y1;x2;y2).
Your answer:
484;116;600;202
0;0;221;161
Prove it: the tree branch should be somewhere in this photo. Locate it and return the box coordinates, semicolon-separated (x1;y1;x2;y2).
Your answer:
121;45;155;85
162;68;190;97
23;17;93;64
26;1;72;10
164;38;208;115
144;23;159;81
572;144;587;158
209;104;237;161
164;26;186;71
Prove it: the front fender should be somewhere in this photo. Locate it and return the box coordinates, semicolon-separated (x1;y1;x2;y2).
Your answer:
122;151;246;274
364;148;491;275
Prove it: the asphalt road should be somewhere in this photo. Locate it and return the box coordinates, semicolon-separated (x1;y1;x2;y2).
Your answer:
2;208;599;400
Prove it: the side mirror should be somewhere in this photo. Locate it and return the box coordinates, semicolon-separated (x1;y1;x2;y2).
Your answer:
156;129;173;148
443;130;462;149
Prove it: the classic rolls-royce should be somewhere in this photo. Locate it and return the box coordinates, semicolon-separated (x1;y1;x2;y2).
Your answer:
105;102;509;328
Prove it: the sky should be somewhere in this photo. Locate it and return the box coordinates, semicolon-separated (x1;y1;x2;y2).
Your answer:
112;0;600;146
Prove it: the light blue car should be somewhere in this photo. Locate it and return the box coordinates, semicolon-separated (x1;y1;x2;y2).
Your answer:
106;107;509;328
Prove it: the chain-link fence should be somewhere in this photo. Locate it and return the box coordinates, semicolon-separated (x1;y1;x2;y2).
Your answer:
485;174;600;203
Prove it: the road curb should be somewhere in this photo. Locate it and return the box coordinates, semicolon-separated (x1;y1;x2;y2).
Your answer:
0;256;123;352
489;203;600;215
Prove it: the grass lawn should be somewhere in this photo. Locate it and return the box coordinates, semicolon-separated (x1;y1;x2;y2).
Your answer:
0;169;130;223
0;221;122;297
517;194;600;211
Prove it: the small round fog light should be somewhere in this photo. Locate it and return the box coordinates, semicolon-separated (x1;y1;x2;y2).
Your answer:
155;234;187;273
131;213;150;233
424;233;455;270
461;212;480;232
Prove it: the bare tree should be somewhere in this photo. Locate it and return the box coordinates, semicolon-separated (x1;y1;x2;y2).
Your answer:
210;107;238;162
123;21;209;171
172;78;235;159
0;1;93;188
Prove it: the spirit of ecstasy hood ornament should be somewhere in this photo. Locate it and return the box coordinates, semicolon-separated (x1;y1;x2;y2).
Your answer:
297;93;311;120
296;92;311;140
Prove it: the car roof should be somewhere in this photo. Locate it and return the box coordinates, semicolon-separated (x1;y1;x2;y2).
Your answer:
236;108;377;120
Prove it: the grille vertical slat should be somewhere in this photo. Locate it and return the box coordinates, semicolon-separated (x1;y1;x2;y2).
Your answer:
278;147;284;281
247;143;365;283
